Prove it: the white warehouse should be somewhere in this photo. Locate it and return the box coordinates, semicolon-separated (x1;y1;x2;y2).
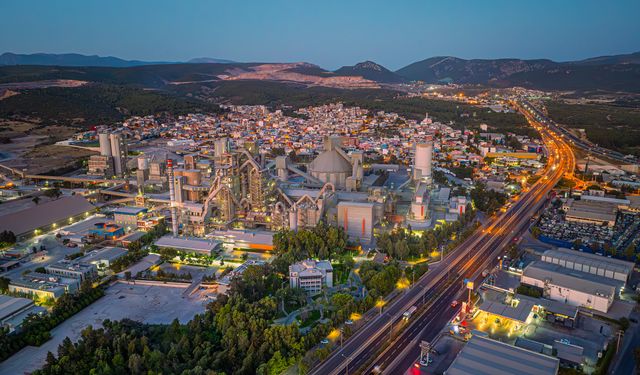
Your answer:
541;248;633;283
521;261;620;313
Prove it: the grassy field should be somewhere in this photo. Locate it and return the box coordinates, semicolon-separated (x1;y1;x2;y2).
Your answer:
546;101;640;156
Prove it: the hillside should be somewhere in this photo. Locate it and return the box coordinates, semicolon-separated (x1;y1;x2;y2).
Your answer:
395;54;640;92
0;84;221;126
574;51;640;66
334;61;405;83
396;57;556;84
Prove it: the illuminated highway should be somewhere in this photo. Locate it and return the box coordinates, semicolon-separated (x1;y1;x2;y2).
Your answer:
309;101;575;375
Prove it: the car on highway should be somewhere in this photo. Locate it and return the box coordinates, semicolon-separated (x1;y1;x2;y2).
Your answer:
450;300;459;308
403;305;417;320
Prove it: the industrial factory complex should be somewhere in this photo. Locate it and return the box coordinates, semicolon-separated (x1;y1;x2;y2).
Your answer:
1;97;639;375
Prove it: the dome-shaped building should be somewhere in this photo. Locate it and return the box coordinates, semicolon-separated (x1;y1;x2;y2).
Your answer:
309;137;355;189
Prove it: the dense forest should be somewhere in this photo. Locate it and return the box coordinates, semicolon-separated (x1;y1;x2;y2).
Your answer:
0;84;222;126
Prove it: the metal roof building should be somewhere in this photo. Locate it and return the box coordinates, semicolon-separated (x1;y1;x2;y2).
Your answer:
445;335;559;375
0;195;95;240
155;235;221;256
478;297;535;324
541;248;633;282
521;261;620;313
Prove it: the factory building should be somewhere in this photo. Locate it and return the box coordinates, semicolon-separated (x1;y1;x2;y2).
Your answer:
9;272;80;300
154;235;222;256
521;261;619;313
77;247;127;275
87;155;114;177
337;201;377;243
446;335;559;375
561;198;618;227
413;142;433;183
289;259;333;295
113;206;148;228
110;133;128;177
410;183;429;221
0;295;46;333
45;260;98;282
0;195;96;241
88;132;128;177
308;137;363;190
541;248;633;283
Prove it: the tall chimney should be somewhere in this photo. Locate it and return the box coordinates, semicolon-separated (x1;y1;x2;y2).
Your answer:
167;159;179;236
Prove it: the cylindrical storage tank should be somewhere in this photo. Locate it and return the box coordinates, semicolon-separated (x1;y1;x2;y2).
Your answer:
414;142;433;182
137;156;149;170
99;133;112;156
183;170;201;186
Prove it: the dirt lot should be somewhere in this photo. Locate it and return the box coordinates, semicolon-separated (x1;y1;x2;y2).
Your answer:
0;120;89;174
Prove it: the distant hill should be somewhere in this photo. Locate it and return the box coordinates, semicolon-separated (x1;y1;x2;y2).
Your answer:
0;52;176;67
0;52;236;68
335;61;405;83
396;57;557;84
2;51;640;92
187;57;236;64
395;53;640;92
573;51;640;66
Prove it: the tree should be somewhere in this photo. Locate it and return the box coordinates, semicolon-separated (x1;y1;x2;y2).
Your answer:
530;226;541;239
624;244;635;261
43;188;62;200
572;239;582;250
0;277;9;292
508;244;519;260
0;230;16;245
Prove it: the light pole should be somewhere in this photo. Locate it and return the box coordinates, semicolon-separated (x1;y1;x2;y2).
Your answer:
340;327;344;348
341;353;352;375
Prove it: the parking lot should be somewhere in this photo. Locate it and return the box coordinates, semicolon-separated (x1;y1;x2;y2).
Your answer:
0;282;207;375
538;206;615;246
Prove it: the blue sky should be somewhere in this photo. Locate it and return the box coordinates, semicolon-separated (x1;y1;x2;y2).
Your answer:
1;0;639;70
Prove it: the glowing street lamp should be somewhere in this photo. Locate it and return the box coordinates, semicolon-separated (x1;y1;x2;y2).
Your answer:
376;299;386;316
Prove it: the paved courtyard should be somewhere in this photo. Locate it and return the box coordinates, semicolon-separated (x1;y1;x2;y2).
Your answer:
0;282;207;375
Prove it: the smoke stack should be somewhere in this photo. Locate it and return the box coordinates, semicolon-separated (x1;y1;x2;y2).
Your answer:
167;158;179;236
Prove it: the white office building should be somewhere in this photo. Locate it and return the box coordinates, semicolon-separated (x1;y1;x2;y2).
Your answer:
289;259;333;295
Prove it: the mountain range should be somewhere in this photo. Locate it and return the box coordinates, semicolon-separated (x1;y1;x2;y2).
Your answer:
0;52;234;67
1;51;640;92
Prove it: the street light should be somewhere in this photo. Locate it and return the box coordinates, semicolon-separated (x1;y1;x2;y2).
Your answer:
341;353;352;375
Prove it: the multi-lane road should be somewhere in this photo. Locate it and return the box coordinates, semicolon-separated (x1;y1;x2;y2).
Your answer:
309;103;575;375
519;100;638;165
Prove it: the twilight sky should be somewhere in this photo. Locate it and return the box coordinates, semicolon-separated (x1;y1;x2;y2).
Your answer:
1;0;639;70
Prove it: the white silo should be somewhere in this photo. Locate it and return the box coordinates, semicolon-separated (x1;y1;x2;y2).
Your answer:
413;142;433;183
99;133;112;156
